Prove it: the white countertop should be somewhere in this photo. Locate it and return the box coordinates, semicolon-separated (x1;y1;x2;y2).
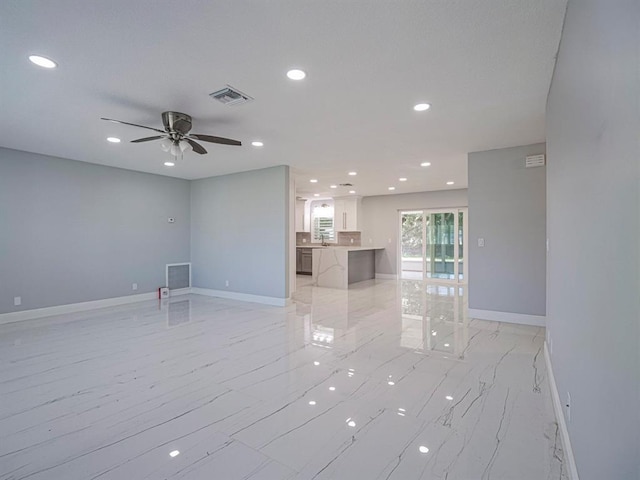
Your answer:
297;245;385;251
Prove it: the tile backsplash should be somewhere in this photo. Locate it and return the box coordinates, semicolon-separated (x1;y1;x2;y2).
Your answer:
337;231;361;246
296;232;311;245
296;231;361;246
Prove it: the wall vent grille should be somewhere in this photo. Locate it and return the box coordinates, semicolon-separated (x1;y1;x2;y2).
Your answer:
525;154;546;168
166;263;191;290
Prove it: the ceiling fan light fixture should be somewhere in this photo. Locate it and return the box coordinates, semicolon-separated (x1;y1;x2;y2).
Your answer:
179;140;191;153
170;142;181;156
160;138;172;152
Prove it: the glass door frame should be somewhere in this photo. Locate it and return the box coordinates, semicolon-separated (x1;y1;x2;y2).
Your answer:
398;207;468;284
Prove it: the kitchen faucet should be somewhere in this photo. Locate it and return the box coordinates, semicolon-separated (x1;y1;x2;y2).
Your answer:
321;234;329;246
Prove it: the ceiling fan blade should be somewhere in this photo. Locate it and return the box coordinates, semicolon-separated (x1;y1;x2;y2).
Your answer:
186;139;207;155
189;134;242;146
100;117;166;134
131;135;166;143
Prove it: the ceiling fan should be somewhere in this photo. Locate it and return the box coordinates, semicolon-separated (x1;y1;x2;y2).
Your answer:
101;111;241;156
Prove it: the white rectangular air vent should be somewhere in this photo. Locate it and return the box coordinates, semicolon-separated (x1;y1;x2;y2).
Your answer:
166;263;191;292
209;85;254;106
525;154;546;168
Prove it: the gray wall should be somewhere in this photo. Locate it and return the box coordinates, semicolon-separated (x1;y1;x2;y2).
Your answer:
190;165;290;299
468;144;546;316
546;1;639;478
0;147;191;313
361;190;468;275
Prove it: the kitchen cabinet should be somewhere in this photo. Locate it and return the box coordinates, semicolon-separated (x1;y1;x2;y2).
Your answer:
296;247;312;274
333;196;361;232
295;199;309;232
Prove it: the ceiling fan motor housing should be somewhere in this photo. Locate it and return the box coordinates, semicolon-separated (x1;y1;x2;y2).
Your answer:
162;111;192;135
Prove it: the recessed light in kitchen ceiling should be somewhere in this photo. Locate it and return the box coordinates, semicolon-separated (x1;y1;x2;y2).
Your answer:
310;179;318;183
420;162;431;167
348;171;357;176
164;161;175;167
388;187;395;191
314;193;320;197
399;178;407;182
287;69;306;80
330;185;337;189
28;55;57;68
446;181;455;185
349;190;356;194
413;103;431;111
107;137;121;143
251;141;264;147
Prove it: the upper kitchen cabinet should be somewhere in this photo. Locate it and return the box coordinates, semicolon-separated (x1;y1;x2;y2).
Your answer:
295;199;309;232
333;196;361;232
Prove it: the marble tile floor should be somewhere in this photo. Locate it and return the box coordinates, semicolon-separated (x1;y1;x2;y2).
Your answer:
0;279;566;479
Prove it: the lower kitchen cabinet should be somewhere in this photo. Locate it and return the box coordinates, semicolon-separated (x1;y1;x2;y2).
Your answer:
296;248;313;275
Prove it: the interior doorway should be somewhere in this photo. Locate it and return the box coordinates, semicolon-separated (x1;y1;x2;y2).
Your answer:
399;208;468;282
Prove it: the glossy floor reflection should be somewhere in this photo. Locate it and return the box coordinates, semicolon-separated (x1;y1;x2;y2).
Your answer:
0;279;565;479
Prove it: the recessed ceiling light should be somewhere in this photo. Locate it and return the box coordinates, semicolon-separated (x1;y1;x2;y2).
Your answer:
314;193;320;197
446;181;455;185
287;69;306;80
347;420;356;427
169;450;180;457
419;446;430;454
251;141;264;147
399;178;407;182
388;187;395;191
329;386;336;391
28;55;57;69
444;343;450;347
106;137;121;143
310;179;318;183
388;381;395;386
164;161;175;167
420;162;431;167
413;103;431;111
445;395;454;401
313;361;320;365
349;190;356;194
308;400;316;405
330;185;337;189
348;171;357;176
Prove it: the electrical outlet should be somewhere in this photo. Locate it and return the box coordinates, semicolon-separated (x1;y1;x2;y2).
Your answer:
350;238;354;244
566;392;571;422
225;280;229;287
14;296;21;306
302;238;307;243
478;238;485;247
132;283;138;291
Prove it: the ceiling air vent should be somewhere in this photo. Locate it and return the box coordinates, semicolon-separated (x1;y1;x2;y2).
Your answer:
209;85;254;106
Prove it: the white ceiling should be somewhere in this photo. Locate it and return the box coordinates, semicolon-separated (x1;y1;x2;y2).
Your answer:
0;0;566;198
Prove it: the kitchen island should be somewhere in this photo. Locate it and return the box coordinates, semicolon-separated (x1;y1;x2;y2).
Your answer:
311;246;385;289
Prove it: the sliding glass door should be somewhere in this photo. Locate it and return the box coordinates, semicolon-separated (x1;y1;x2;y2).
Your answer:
400;208;467;282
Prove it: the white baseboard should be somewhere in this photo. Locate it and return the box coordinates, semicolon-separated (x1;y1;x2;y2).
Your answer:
0;292;158;325
375;273;398;280
468;308;546;327
191;287;288;307
544;342;579;480
169;288;191;296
